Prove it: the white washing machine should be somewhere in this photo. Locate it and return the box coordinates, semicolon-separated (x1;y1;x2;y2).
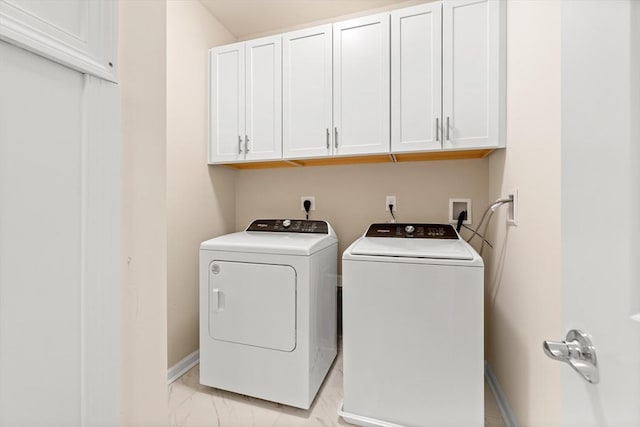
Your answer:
199;219;338;409
339;223;484;427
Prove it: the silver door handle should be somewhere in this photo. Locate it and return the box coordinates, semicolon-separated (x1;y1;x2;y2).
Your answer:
334;127;338;148
326;128;330;149
436;118;440;142
446;116;450;141
245;135;250;153
543;329;599;384
238;136;243;154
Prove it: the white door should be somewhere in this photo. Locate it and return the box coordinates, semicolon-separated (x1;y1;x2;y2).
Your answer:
556;1;640;425
333;13;390;156
0;31;119;427
442;0;502;150
0;0;117;82
245;35;282;161
209;261;296;352
209;42;245;163
282;25;333;159
391;3;442;153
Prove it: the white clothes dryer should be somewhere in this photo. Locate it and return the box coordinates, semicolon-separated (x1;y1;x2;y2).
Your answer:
339;223;484;427
199;219;338;409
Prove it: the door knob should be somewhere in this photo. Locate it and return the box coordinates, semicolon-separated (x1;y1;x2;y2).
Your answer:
543;329;599;384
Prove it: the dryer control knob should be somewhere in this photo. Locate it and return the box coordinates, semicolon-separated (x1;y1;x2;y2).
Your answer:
405;225;415;235
282;219;291;228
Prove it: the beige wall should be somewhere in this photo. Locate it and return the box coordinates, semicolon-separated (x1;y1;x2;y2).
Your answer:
163;3;562;427
485;1;562;426
119;0;169;425
235;159;489;265
166;1;237;369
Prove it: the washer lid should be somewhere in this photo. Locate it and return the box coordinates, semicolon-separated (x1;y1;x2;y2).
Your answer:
350;236;474;260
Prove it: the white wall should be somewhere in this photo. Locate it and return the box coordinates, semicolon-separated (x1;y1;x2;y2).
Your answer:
119;0;168;425
166;0;237;369
485;1;562;426
235;159;490;267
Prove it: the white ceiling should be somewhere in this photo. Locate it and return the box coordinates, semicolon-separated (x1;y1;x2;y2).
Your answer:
199;0;418;39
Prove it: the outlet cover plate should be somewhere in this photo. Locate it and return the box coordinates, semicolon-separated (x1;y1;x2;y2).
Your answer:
300;196;316;211
385;196;397;211
507;190;518;226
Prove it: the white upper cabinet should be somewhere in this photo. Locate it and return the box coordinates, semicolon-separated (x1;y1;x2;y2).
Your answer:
333;13;390;156
210;42;245;163
245;36;282;161
442;0;505;150
391;3;442;153
282;25;333;160
209;1;505;165
209;36;282;164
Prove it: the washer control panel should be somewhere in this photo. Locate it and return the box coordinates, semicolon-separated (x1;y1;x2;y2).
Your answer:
365;223;458;239
247;219;329;234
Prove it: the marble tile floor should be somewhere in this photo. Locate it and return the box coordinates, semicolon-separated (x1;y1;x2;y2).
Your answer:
169;348;506;427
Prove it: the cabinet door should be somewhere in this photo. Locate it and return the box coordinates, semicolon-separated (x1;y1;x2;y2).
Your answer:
391;3;442;153
333;13;390;156
282;25;333;159
245;35;282;161
209;42;245;163
442;0;505;150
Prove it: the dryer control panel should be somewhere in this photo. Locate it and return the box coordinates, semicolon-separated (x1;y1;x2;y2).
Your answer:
247;219;329;234
365;223;458;239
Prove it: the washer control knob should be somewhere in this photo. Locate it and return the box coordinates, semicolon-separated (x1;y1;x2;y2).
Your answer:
282;219;291;228
405;225;415;235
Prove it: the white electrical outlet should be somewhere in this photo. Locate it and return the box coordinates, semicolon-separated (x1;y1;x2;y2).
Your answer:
300;196;316;211
507;189;518;226
449;198;472;225
385;196;397;211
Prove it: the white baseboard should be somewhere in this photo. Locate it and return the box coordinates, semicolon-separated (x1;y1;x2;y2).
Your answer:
485;361;519;427
168;350;200;384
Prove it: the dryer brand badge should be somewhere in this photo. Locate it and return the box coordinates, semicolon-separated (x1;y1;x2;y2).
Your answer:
211;264;220;274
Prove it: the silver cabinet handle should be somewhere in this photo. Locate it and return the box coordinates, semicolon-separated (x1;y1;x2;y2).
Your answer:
238;136;243;154
446;117;450;141
334;127;338;148
436;118;440;142
326;128;330;149
245;135;250;153
543;329;599;384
